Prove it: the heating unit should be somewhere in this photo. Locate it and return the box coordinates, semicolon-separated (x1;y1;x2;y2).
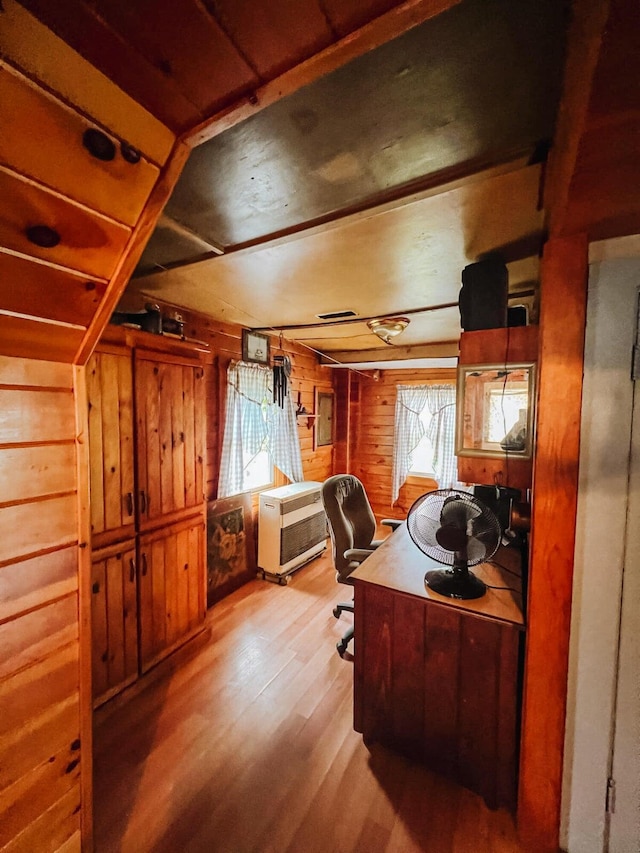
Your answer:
258;481;327;583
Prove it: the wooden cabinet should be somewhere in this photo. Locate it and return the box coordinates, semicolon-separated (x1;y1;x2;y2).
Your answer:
87;328;208;706
135;351;205;529
352;526;524;812
138;516;206;672
87;346;136;550
91;540;138;704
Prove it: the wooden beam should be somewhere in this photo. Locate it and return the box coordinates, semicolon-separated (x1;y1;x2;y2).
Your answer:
184;0;462;147
320;341;459;364
518;234;588;851
543;0;611;236
74;140;190;365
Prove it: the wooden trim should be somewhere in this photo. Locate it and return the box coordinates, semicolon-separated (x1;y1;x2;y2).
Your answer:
73;364;93;851
74;140;191;365
544;0;611;236
184;0;462;147
518;235;588;851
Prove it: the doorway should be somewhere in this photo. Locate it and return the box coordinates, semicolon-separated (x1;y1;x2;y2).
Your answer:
562;255;640;851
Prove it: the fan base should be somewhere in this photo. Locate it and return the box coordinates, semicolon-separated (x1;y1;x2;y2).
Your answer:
425;568;487;600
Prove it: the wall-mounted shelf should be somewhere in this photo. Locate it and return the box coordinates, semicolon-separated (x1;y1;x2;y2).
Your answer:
296;409;317;429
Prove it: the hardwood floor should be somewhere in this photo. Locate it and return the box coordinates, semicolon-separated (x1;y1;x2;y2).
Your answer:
93;551;524;852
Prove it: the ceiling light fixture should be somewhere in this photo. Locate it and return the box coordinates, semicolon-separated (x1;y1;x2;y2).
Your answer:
367;316;410;345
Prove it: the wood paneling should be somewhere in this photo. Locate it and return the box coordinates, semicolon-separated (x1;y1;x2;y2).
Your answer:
86;347;135;548
119;302;335;517
16;0;462;138
0;253;106;328
0;357;83;853
351;369;453;520
90;541;138;706
0;443;76;504
353;534;523;812
518;235;588;851
0;494;77;564
0;63;161;228
0;168;131;280
205;0;334;79
0;316;84;365
138;515;205;672
0;547;77;624
135;352;205;530
0;0;174;166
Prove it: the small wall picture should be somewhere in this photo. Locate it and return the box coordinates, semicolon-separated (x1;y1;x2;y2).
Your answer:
242;329;270;365
315;390;334;448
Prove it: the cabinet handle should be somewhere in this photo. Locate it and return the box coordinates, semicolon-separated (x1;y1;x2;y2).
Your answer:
126;492;134;516
141;553;147;576
140;490;147;514
129;558;135;583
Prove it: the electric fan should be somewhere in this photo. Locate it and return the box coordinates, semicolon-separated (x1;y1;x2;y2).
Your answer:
406;489;501;600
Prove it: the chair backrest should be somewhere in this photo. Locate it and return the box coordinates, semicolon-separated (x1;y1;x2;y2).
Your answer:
321;474;377;582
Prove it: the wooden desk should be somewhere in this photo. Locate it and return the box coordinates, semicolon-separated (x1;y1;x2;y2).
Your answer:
351;524;524;811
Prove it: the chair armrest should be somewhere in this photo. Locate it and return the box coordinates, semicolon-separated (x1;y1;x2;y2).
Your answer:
381;518;403;531
344;547;375;563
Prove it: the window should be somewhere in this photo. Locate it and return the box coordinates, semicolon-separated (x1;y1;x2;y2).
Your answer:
392;384;459;504
408;406;436;477
484;382;529;448
218;361;303;498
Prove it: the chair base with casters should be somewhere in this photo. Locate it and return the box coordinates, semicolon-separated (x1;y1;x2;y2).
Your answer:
321;475;401;658
333;597;354;657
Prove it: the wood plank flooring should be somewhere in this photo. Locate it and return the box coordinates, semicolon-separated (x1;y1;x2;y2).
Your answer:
93;552;524;853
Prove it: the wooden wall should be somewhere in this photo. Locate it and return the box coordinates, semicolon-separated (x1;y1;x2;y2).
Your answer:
0;357;89;852
114;304;335;501
347;367;456;520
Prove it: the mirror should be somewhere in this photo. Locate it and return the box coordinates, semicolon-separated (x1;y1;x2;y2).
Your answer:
456;363;536;459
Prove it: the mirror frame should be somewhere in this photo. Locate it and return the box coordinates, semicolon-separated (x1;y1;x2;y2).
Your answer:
455;362;536;460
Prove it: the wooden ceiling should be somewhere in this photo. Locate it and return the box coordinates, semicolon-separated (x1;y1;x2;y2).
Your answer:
16;0;460;133
11;0;640;364
144;0;565;255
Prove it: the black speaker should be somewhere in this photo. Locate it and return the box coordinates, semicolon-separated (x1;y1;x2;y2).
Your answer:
459;258;508;331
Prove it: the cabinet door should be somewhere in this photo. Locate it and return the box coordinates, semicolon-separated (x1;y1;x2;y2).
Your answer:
138;516;206;672
91;541;138;706
135;352;205;529
87;347;136;548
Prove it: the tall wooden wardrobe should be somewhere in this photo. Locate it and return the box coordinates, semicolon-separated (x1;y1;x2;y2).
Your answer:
87;325;208;706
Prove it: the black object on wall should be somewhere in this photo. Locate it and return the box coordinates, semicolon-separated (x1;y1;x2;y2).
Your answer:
459;258;508;331
508;305;528;327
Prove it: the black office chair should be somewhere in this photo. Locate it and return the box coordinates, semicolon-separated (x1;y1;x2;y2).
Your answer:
321;474;401;657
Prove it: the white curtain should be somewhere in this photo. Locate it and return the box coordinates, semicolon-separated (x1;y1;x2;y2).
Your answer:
218;361;303;498
392;384;459;504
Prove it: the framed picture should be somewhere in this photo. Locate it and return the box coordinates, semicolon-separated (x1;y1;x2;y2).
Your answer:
315;390;334;448
206;493;257;606
242;329;270;364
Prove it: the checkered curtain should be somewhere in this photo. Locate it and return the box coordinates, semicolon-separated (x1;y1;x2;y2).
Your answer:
424;385;459;490
267;388;303;484
392;384;459;504
218;361;303;498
